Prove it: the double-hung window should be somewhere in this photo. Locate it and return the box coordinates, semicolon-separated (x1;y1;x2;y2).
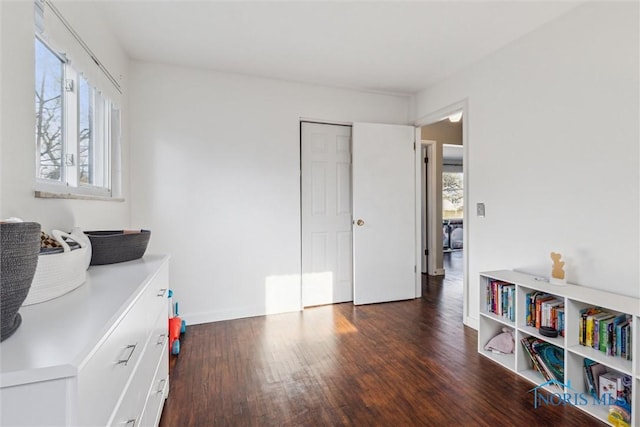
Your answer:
34;1;120;199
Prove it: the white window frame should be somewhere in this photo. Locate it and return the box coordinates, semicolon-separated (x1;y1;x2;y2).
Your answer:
34;36;115;199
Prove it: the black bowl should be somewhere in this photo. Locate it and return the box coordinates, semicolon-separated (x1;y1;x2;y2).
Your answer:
85;230;151;265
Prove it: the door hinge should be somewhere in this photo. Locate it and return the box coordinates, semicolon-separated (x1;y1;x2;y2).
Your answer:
414;265;417;273
425;249;428;256
424;157;428;164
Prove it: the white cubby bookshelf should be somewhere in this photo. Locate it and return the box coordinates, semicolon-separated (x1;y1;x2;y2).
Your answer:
478;270;639;426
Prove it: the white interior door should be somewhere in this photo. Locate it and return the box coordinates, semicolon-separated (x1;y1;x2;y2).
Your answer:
301;122;353;307
352;123;416;305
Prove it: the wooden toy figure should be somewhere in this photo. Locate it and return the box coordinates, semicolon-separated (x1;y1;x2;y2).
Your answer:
550;252;566;285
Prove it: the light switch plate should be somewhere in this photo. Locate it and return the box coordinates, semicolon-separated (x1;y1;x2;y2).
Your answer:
477;203;485;217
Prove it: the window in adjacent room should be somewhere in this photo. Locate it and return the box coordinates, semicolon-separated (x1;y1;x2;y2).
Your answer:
443;171;463;219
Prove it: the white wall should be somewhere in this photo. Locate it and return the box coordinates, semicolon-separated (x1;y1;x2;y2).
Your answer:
0;1;130;232
128;61;411;323
414;2;640;325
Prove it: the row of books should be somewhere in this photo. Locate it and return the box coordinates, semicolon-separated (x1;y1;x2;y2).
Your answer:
579;308;632;361
485;280;515;322
521;336;564;385
525;292;565;336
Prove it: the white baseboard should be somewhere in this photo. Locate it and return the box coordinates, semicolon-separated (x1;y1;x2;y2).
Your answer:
464;316;479;330
183;305;302;325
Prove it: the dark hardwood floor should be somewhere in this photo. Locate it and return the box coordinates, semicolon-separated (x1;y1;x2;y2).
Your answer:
159;252;605;426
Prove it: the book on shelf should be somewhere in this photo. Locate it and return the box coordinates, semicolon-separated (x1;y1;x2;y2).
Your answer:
610;313;631;359
526;292;548;327
591;312;615;350
556;307;565;337
535;295;557;329
532;339;564;384
524;292;565;336
599;371;624;401
541;299;563;331
621;320;632;360
525;292;539;326
613;316;631;359
600;317;615;353
583;358;601;398
520;336;564;385
521;336;549;382
578;308;632;361
598;371;633;405
580;307;602;346
486;280;515;322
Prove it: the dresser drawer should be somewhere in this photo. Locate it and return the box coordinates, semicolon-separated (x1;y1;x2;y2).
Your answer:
109;309;168;427
77;275;169;426
139;357;169;427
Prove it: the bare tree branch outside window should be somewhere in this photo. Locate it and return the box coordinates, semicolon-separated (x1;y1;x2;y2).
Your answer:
78;76;92;184
443;172;463;219
35;38;63;181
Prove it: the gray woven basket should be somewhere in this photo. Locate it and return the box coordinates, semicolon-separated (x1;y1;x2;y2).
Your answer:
85;230;150;265
1;222;41;341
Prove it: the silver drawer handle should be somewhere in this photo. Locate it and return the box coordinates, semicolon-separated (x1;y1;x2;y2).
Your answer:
125;419;136;427
156;334;167;345
117;344;137;365
156;378;166;394
157;288;167;297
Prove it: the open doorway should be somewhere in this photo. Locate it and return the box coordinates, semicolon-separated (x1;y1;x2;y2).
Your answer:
418;108;467;319
421;115;463;274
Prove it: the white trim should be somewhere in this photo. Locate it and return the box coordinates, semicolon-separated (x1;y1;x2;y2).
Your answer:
414;128;422;297
413;100;467;128
428;141;442;276
299;117;352;126
34;191;123;202
184;305;302;326
34;180;111;198
464;316;478;330
414;99;470;325
64;63;78;187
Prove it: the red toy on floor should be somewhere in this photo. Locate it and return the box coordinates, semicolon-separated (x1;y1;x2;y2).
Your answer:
168;289;186;355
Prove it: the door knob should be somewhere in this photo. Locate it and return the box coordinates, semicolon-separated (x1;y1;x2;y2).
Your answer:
356;219;365;226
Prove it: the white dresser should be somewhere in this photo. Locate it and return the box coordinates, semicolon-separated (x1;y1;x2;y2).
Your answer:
0;255;170;427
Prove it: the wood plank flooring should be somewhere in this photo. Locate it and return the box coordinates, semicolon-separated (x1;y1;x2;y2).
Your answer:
159;252;605;426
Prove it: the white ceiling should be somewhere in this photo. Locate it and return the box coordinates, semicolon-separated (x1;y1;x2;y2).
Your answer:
98;1;581;95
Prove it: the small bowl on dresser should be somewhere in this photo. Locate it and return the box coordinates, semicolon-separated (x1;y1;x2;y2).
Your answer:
84;230;151;265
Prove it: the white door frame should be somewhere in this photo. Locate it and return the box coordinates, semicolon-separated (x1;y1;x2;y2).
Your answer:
412;99;471;327
417;139;439;277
